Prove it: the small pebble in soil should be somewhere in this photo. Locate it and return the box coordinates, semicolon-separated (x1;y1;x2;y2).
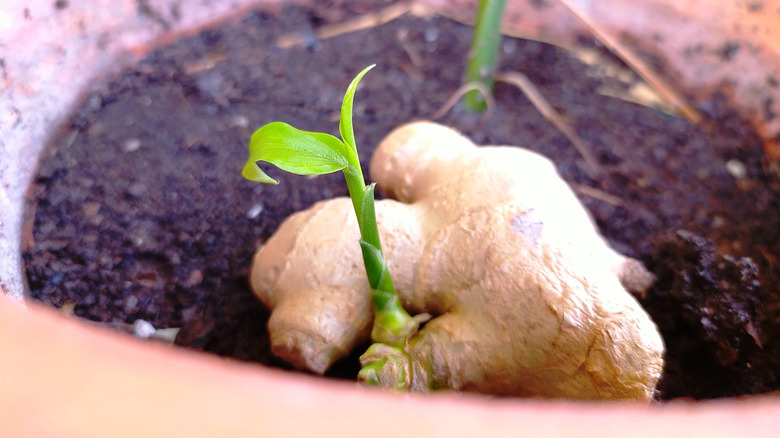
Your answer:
122;138;142;152
246;203;264;219
725;159;747;178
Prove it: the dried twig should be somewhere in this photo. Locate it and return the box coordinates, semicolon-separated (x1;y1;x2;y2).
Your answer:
495;71;602;175
574;184;624;207
396;28;423;67
570;47;677;114
277;2;414;48
429;81;495;121
556;0;702;124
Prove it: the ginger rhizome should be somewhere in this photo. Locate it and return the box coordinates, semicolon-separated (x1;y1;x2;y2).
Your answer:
249;120;665;401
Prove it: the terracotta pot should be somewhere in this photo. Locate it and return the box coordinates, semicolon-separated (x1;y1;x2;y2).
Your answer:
1;1;778;435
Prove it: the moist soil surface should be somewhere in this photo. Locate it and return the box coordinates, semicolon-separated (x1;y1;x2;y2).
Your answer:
22;0;780;400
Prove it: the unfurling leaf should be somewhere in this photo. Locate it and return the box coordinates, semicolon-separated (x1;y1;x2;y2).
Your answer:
359;239;395;305
242;160;279;184
340;64;376;159
244;122;348;183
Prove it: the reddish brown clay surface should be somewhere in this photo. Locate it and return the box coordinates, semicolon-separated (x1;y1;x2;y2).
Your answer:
22;1;780;399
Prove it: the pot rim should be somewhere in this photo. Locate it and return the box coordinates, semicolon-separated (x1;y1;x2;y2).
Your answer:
2;294;779;437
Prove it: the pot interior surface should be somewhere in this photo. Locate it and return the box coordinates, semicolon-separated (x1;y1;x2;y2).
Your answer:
6;0;780;401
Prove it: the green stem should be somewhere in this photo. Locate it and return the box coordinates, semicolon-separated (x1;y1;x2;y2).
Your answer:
463;0;506;112
340;152;414;348
340;138;416;390
337;65;414;349
343;165;370;232
244;65;418;387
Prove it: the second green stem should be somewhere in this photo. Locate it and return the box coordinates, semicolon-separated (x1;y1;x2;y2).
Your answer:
463;0;507;111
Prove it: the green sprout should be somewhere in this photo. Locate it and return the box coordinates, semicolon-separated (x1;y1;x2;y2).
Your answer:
463;0;507;112
242;65;419;387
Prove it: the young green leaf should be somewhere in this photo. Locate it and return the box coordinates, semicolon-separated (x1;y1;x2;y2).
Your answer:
339;64;376;162
244;122;348;184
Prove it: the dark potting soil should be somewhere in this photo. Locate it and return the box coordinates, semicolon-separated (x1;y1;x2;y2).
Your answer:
22;1;780;400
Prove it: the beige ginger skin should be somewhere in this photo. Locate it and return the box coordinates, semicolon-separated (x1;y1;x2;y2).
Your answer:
250;121;664;400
